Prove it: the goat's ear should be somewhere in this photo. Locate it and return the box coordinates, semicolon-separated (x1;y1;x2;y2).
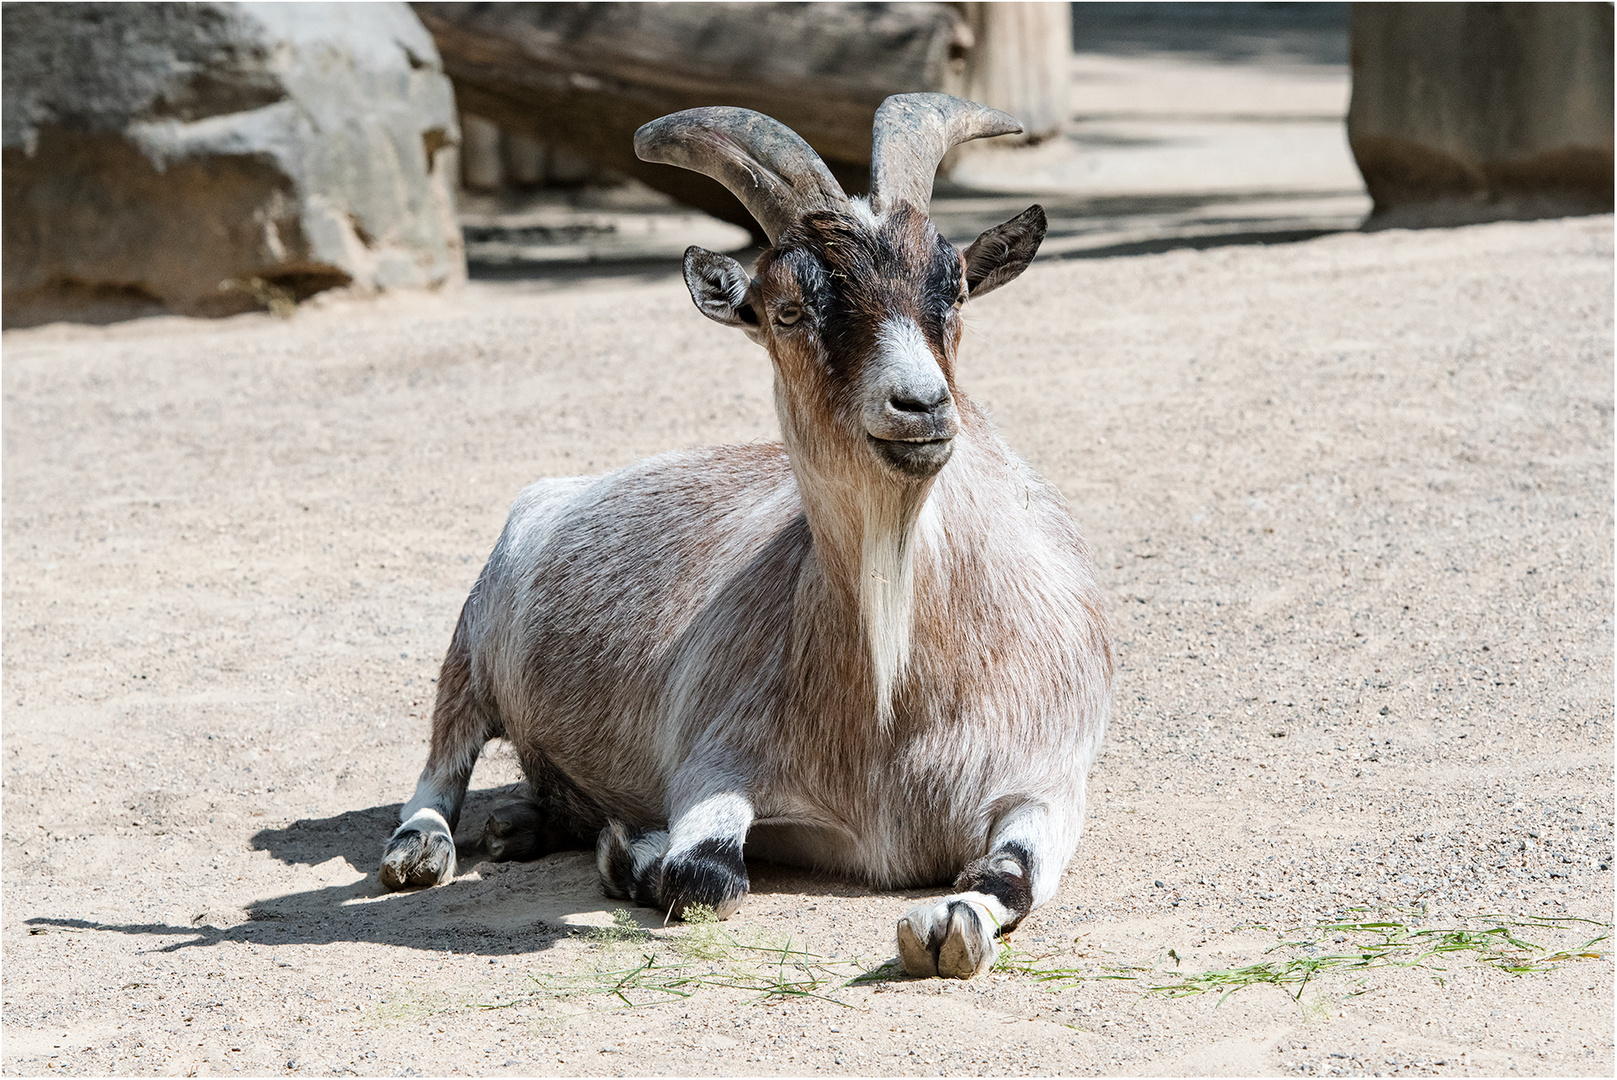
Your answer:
963;205;1046;299
683;247;758;329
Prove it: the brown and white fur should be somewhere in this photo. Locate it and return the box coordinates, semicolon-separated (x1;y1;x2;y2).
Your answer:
380;96;1112;979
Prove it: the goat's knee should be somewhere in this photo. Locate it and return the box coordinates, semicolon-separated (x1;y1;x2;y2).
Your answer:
596;804;752;921
652;789;753;919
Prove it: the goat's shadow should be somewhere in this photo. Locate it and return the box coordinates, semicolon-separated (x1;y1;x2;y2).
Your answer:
25;785;925;958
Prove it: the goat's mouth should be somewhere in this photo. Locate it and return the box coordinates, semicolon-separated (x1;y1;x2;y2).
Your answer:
867;434;955;478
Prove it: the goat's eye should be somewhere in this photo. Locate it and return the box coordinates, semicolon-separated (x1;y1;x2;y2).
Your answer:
775;302;802;327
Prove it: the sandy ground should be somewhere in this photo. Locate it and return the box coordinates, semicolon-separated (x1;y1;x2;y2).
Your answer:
3;215;1613;1076
944;54;1370;260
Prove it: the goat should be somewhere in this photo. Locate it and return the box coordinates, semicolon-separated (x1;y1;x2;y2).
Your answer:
379;94;1112;979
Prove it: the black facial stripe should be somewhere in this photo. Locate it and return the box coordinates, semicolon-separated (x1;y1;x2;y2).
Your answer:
772;208;963;380
919;234;964;341
783;248;830;329
811;216;884;376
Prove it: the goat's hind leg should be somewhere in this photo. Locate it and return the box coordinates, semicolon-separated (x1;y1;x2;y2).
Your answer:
480;800;550;862
482;749;602;862
380;636;496;889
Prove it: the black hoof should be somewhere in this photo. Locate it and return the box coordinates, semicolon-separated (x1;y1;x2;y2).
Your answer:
483;798;591;861
659;838;749;920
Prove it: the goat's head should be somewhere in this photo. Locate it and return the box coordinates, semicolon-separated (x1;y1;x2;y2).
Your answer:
637;95;1047;486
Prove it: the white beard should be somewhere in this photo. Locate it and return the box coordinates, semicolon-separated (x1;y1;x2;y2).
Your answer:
859;486;929;726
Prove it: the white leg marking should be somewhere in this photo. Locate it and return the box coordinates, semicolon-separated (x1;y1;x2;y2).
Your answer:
380;805;457;889
395;807;453;840
897;893;1006;979
665;792;752;860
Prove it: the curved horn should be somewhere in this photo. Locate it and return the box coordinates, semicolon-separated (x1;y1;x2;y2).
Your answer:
635;107;849;244
869;93;1022;215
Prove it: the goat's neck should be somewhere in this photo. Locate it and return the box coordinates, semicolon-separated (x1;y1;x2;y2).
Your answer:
788;441;941;726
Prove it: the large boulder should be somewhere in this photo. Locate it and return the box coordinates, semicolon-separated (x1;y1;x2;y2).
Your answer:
3;2;464;327
1348;3;1614;228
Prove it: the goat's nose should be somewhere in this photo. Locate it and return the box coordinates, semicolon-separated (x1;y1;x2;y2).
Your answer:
887;385;952;415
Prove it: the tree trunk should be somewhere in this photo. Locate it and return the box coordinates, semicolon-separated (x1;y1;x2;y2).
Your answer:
950;3;1070;142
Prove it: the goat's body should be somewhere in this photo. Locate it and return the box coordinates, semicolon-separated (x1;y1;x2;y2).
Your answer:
446;397;1109;890
383;94;1112;977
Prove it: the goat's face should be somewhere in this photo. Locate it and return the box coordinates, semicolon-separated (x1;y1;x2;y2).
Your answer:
685;203;1046;485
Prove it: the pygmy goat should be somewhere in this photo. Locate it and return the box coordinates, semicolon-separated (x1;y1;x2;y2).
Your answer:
380;93;1112;979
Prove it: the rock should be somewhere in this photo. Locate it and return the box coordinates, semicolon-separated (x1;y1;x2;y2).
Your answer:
2;2;464;327
1348;3;1614;229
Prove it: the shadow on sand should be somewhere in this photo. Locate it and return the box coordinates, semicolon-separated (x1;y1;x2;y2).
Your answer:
25;786;922;959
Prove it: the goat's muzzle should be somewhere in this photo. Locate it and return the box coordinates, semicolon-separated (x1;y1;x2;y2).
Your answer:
866;390;958;479
863;316;958;479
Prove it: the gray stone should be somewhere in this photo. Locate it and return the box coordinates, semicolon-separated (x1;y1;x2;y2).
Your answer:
1348;2;1614;229
2;2;464;327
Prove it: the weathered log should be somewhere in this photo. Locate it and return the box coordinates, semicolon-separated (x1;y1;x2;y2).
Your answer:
1348;2;1614;228
412;2;976;231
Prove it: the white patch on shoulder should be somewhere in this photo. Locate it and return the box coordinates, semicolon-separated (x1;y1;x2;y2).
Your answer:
656;476;799;766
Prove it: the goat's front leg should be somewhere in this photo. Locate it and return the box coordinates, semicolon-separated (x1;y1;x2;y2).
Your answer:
597;790;753;920
380;629;498;889
897;803;1074;979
